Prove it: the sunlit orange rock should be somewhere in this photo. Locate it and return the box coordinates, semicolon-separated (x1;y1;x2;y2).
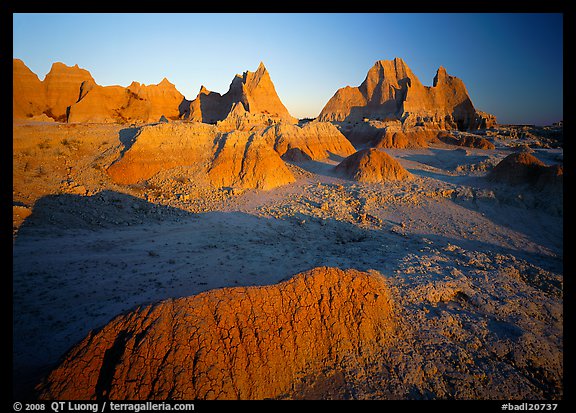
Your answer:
13;59;47;119
43;62;95;121
68;78;185;123
106;122;295;189
267;121;356;160
183;62;297;124
373;127;440;149
318;57;495;131
36;267;397;400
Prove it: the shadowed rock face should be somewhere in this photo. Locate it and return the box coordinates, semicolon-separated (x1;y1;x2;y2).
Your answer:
437;132;496;150
488;152;559;187
36;267;397;400
318;58;495;131
335;148;411;183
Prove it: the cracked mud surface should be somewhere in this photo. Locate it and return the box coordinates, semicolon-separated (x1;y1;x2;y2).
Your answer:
37;267;397;400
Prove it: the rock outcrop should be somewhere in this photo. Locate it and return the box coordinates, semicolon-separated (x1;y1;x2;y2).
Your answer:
36;267;397;400
214;102;280;132
437;131;495;150
487;152;563;216
266;121;356;160
13;60;93;121
13;59;47;119
68;78;185;123
206;130;296;190
107;119;355;189
318;58;495;131
183;62;297;124
43;62;95;121
335;148;411;183
373;126;441;149
13;59;185;123
106;122;296;190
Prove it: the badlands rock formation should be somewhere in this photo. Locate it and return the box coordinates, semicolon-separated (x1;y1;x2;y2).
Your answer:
37;267;397;400
107;122;295;190
335;148;411;183
318;58;495;131
13;59;184;123
107;118;355;189
13;60;94;121
13;59;47;119
67;78;185;123
206;130;295;190
183;62;298;124
14;59;299;126
43;62;95;121
373;126;440;149
437;131;495;150
266;121;356;160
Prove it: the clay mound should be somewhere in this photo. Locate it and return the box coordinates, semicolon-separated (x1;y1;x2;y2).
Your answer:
487;152;556;186
318;57;495;131
438;132;495;150
268;121;356;160
335;148;411;183
107;122;295;190
36;267;396;400
535;164;563;195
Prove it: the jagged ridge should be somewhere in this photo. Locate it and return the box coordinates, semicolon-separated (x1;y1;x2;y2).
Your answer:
318;57;496;130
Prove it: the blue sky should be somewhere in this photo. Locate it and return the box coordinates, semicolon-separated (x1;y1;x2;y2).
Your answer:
13;13;563;125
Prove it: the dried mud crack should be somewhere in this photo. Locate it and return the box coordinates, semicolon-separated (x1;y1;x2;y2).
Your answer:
36;267;398;400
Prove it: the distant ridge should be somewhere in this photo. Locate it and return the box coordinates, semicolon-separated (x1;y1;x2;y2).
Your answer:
318;57;496;130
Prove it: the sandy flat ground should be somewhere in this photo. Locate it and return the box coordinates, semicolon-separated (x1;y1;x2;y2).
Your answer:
12;122;563;398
